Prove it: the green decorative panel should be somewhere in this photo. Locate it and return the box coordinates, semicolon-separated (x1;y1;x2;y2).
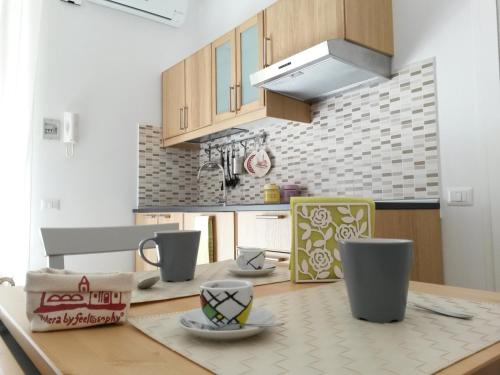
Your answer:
290;197;375;283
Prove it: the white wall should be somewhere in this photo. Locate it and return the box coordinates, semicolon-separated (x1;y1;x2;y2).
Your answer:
30;0;277;272
30;0;199;272
392;0;500;290
31;0;500;290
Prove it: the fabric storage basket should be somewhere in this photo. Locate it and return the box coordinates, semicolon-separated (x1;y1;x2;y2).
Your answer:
25;268;134;332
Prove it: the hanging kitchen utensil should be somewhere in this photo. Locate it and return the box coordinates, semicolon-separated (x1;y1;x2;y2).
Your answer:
219;146;225;191
233;142;245;175
226;148;234;188
244;135;271;178
231;142;240;187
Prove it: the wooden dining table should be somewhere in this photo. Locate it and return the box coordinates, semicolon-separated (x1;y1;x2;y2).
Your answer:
1;276;500;375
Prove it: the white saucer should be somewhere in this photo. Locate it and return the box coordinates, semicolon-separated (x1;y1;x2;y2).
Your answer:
228;263;276;277
179;308;276;340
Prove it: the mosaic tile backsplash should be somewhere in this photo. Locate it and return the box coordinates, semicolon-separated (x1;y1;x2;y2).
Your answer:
138;60;440;206
138;125;199;207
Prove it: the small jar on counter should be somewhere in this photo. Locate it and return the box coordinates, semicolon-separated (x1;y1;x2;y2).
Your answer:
281;184;300;203
263;184;281;204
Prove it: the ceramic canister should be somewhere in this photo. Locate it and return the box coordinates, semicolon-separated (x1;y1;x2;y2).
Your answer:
263;183;280;204
280;184;299;203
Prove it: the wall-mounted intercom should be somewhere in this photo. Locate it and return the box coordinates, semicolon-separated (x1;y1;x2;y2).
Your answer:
63;112;78;158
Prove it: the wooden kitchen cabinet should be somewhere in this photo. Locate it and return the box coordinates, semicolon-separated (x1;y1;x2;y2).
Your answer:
134;212;183;272
264;0;394;65
162;45;212;141
236;211;291;259
375;209;443;284
235;208;443;283
183;212;236;262
162;61;185;140
212;13;265;122
212;30;237;123
157;212;184;228
161;0;394;147
264;0;345;64
344;0;394;56
235;12;265;115
185;45;212;132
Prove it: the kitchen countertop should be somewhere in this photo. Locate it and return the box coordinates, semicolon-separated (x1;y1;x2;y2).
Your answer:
133;199;440;213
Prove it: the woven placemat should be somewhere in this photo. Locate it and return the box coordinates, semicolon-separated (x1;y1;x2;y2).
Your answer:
129;282;500;374
132;260;290;304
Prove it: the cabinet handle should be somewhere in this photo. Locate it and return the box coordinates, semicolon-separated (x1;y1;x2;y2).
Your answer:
236;84;241;111
148;215;157;219
160;214;171;219
179;107;184;130
256;215;286;220
229;86;236;112
184;106;188;130
263;37;271;67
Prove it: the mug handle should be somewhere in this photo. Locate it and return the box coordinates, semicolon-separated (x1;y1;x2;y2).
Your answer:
138;237;161;267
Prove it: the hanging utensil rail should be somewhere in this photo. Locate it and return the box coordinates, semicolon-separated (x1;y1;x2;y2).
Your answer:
203;131;267;156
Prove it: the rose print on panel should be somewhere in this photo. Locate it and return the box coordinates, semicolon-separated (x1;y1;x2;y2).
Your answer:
334;224;358;241
309;247;334;273
309;208;332;229
294;202;372;282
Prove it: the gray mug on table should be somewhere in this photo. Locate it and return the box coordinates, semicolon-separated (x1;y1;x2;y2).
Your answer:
139;230;201;282
339;239;413;323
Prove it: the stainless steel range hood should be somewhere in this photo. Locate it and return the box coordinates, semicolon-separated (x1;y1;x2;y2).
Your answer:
250;39;392;102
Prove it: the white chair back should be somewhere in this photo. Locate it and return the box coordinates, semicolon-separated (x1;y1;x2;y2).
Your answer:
40;224;178;269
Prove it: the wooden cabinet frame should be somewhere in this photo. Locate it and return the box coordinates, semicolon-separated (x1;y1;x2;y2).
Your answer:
162;61;185;140
235;12;266;115
185;45;212;132
211;30;237;123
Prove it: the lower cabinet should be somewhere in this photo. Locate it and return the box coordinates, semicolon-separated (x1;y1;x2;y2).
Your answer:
374;209;443;284
183;212;235;262
135;212;235;271
135;209;443;284
236;211;291;260
236;209;443;284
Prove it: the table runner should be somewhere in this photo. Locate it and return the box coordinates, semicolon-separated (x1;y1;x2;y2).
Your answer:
131;260;290;304
129;282;500;374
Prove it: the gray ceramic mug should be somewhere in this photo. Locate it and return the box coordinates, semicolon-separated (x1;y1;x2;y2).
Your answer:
339;239;413;323
139;230;201;282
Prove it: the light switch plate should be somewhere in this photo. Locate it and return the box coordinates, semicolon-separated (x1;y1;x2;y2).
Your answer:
447;187;473;206
41;199;61;210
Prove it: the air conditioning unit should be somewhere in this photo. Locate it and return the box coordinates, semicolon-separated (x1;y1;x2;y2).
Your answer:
88;0;188;27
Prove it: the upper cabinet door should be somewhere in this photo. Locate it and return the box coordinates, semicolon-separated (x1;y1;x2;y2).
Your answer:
162;61;186;140
235;12;265;115
212;30;237;123
264;0;345;64
185;45;212;132
344;0;394;56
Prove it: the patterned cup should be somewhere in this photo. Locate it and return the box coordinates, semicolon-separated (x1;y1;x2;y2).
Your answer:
200;280;253;327
236;247;266;270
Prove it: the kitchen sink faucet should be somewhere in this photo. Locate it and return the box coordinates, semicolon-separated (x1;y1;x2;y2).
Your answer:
197;162;227;206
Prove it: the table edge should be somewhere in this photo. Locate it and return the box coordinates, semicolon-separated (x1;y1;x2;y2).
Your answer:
0;302;62;375
2;281;500;375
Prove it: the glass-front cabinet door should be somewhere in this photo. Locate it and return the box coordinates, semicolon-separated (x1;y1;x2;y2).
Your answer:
236;12;265;115
212;30;236;123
